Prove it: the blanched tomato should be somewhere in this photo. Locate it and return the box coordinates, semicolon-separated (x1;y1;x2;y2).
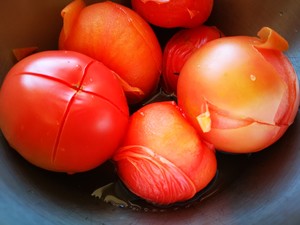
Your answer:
0;50;129;173
113;101;217;205
162;25;223;94
177;27;300;153
59;0;162;104
131;0;214;28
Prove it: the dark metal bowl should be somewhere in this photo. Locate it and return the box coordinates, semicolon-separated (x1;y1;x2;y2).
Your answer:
1;0;299;224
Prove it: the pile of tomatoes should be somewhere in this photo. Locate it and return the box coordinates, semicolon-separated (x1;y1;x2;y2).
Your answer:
0;0;299;205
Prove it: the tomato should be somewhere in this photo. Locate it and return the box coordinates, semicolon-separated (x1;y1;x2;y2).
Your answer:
177;27;300;153
0;50;129;173
113;101;217;205
131;0;214;28
162;25;223;94
59;0;162;104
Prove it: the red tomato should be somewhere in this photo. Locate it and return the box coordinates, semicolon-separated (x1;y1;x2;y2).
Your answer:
131;0;214;28
162;25;223;94
177;27;300;153
0;50;129;173
59;0;162;104
113;101;217;205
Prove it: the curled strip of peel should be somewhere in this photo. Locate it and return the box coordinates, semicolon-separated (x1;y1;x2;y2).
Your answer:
111;71;144;98
255;27;289;51
196;103;212;133
196;99;280;132
113;145;197;205
60;0;85;46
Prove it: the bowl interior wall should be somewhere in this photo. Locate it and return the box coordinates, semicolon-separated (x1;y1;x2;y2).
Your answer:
0;0;299;224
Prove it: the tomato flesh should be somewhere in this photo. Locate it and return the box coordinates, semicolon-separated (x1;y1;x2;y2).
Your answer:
0;50;129;173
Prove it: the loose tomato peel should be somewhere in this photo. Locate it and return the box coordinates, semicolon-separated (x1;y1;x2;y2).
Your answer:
59;0;86;49
114;145;197;204
255;26;289;51
12;47;38;61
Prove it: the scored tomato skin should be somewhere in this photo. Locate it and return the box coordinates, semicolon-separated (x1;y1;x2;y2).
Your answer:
162;25;223;94
59;0;162;104
131;0;214;28
113;101;217;205
177;27;300;153
0;50;129;173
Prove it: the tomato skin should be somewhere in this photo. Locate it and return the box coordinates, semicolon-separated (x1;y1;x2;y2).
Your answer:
162;25;223;94
177;27;300;153
0;50;129;173
131;0;214;28
113;101;217;205
59;0;162;104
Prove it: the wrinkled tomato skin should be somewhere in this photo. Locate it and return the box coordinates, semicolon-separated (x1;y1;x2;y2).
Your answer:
0;50;129;173
113;101;217;205
177;28;300;153
131;0;214;28
59;0;162;104
162;25;223;94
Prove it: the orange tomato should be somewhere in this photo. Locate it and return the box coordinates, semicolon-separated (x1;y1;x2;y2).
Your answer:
59;0;162;104
177;27;300;153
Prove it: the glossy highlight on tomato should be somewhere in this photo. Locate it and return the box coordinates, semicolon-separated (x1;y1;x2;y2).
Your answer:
131;0;214;28
0;50;129;173
162;25;223;94
177;27;300;153
59;0;162;104
113;101;217;205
